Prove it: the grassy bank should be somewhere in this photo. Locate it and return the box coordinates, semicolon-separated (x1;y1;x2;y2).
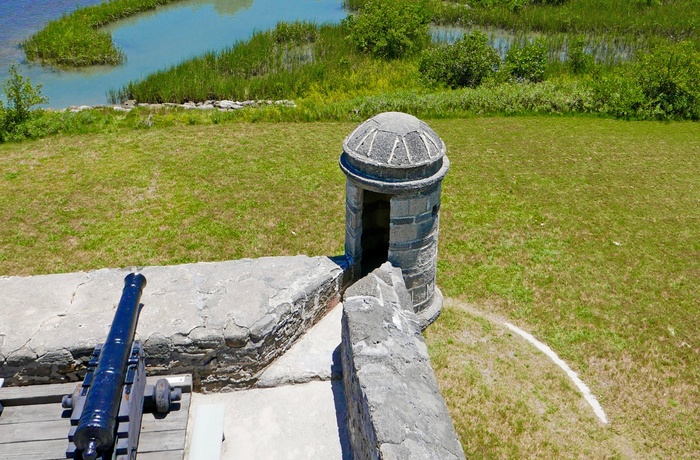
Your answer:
111;19;699;121
109;23;417;103
22;0;184;66
343;0;699;42
431;0;699;41
1;118;698;456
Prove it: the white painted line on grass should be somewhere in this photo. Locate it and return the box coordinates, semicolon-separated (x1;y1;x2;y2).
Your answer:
505;322;608;424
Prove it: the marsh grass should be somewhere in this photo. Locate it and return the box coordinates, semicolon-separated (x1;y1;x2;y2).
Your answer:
108;19;699;122
22;0;184;66
1;118;698;457
433;0;699;42
110;23;420;104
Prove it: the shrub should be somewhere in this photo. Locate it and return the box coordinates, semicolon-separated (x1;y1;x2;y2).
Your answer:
0;102;6;143
587;73;647;119
345;0;431;59
634;41;700;120
419;32;500;88
504;39;548;82
567;36;594;75
1;64;49;142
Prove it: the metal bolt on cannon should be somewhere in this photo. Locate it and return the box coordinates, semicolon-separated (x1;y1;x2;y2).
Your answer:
62;273;182;460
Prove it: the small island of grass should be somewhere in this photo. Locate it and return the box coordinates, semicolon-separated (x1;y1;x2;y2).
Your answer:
21;0;185;67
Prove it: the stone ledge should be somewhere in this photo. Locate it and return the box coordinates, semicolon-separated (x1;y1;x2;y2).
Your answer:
0;256;346;391
58;99;296;113
341;262;465;460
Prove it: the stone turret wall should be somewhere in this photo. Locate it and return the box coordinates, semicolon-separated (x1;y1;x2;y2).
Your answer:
340;112;449;329
341;263;465;460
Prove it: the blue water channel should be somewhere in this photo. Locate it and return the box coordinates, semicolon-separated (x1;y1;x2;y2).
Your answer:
0;0;346;108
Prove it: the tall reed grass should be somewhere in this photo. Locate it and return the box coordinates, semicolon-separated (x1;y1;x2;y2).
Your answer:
112;17;699;122
432;0;699;42
110;23;420;104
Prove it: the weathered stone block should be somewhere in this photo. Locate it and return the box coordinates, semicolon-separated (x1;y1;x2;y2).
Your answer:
345;232;363;261
404;265;437;289
388;242;437;269
390;222;420;243
249;313;277;343
6;347;37;367
223;319;249;348
36;349;73;368
188;327;224;349
423;183;442;208
346;180;363;209
410;284;429;305
341;263;465;460
143;333;173;361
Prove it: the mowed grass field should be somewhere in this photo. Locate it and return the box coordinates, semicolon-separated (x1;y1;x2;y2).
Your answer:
1;117;698;457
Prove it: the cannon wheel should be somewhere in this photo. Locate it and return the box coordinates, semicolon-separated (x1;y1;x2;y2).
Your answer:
61;383;82;409
154;378;172;413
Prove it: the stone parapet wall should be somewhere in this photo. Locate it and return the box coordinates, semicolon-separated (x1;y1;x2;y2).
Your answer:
341;263;465;460
0;256;346;391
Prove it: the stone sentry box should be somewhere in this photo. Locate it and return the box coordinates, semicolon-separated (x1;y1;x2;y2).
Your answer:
340;112;449;328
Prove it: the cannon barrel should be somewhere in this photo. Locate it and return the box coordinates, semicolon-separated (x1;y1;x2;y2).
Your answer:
73;273;147;460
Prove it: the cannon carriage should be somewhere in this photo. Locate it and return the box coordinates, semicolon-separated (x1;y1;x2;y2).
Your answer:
62;273;181;460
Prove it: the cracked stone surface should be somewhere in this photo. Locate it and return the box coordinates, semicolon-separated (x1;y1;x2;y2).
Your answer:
256;302;343;388
0;256;345;390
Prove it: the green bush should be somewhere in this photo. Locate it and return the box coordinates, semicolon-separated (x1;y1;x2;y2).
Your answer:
1;64;48;141
0;102;6;143
634;41;700;120
344;0;431;59
419;32;500;88
566;37;594;75
504;39;548;82
587;73;647;119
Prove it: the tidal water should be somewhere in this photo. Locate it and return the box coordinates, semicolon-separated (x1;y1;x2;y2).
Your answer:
431;24;635;64
0;0;346;108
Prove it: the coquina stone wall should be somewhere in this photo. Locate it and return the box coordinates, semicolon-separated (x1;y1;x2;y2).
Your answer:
341;262;465;460
0;256;346;391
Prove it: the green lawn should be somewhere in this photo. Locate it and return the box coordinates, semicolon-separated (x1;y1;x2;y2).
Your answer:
1;117;698;457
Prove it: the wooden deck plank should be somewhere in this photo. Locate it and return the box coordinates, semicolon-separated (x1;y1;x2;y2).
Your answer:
0;430;186;459
0;438;66;460
0;402;67;425
138;429;187;453
0;374;192;407
0;394;190;427
135;450;185;460
0;377;190;459
0;418;68;444
0;394;190;445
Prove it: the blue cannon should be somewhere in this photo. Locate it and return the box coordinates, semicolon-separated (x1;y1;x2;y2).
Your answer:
62;273;181;460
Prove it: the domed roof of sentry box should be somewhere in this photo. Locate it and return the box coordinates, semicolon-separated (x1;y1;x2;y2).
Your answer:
340;112;449;190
